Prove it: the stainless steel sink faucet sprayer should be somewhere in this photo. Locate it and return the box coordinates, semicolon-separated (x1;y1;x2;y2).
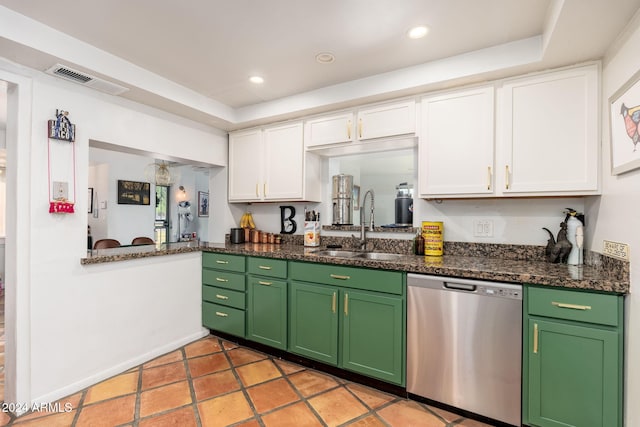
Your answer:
358;189;375;250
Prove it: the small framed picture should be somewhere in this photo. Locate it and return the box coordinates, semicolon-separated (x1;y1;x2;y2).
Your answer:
609;68;640;175
88;188;94;213
198;191;209;217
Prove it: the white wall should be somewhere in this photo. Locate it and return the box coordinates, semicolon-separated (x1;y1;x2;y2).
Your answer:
2;64;227;405
587;14;640;426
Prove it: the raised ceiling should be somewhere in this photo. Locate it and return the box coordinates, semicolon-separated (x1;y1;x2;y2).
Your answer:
0;0;639;130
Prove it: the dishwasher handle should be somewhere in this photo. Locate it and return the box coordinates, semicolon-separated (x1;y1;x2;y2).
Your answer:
443;282;477;292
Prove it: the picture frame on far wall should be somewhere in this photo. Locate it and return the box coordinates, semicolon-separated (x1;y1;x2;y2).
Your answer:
198;191;209;217
117;180;151;205
610;67;640;175
87;188;93;213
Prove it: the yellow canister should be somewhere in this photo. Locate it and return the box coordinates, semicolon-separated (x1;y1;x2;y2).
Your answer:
422;221;443;256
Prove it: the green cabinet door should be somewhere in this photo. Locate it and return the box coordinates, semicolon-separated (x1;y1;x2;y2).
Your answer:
289;281;339;364
527;318;620;427
247;275;288;350
342;289;405;386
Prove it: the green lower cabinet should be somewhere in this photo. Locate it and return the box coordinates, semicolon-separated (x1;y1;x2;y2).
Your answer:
527;318;620;427
289;281;339;364
247;275;288;350
342;289;404;385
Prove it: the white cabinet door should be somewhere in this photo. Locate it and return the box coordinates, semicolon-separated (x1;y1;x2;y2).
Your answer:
228;129;263;201
499;65;599;195
419;87;495;198
305;112;354;148
357;100;416;140
264;122;304;200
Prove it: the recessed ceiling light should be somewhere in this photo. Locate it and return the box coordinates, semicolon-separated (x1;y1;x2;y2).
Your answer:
249;76;264;84
407;25;429;39
315;52;335;64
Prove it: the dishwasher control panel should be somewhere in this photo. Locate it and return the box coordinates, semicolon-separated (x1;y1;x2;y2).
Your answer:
477;286;521;300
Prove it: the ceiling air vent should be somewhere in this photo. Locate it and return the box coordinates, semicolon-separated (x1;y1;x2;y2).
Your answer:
45;64;129;96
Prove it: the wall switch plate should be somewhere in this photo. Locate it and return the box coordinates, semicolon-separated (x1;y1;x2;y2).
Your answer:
603;240;629;260
473;220;494;237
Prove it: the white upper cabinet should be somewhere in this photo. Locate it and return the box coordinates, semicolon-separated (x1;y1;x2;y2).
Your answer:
228;122;321;203
498;64;600;195
357;100;416;140
419;87;495;198
304;112;355;148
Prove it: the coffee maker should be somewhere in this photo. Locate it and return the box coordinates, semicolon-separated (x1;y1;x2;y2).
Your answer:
395;182;413;226
332;174;353;225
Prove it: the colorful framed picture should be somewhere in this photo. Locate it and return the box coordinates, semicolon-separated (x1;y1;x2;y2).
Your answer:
117;180;150;205
609;68;640;175
198;191;209;217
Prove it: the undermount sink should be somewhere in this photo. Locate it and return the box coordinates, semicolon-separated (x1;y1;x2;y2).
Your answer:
312;250;361;258
355;252;405;261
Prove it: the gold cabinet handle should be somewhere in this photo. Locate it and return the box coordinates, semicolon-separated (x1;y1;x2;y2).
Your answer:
332;292;336;313
533;323;539;354
259;280;272;286
347;120;352;139
215;277;229;282
552;301;592;311
330;274;350;280
259;265;272;270
505;165;510;190
487;166;492;190
256;183;259;198
344;293;349;316
358;118;363;138
215;260;229;264
263;182;267;198
215;294;229;300
215;311;228;317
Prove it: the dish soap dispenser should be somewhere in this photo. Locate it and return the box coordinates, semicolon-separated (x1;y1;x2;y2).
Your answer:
565;208;584;265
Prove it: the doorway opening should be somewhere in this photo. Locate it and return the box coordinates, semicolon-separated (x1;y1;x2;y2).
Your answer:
155;185;169;246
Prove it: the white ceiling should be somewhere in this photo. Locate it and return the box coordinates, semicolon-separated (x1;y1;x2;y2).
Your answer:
0;1;640;130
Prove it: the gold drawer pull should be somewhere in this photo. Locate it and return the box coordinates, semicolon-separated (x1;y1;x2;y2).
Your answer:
330;274;350;280
215;294;229;300
259;265;272;270
487;166;492;190
552;301;592;311
215;311;228;317
332;292;336;313
347;120;352;139
344;293;349;316
216;260;229;264
533;323;539;354
215;277;229;282
259;280;272;286
505;165;510;190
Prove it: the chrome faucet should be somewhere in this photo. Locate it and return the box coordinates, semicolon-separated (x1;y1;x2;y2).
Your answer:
358;189;375;250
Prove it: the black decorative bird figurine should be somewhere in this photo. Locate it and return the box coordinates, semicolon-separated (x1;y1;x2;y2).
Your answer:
542;222;573;263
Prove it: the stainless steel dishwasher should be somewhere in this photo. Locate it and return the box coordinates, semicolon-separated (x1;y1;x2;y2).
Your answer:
407;273;522;426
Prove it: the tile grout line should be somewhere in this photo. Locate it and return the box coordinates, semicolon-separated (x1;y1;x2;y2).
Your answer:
181;345;204;427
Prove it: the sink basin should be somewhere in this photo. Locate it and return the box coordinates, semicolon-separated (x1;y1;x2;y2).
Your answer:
355;252;405;261
312;250;361;258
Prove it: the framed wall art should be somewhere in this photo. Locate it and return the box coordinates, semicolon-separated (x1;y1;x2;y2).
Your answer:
198;191;209;217
117;180;150;205
609;68;640;175
88;188;94;213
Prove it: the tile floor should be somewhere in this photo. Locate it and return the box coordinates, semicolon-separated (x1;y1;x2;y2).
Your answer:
0;334;495;426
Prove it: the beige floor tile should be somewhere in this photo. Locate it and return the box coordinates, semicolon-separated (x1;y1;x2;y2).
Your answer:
192;369;241;401
236;359;282;387
221;340;239;350
288;370;339;397
139;406;198;427
141;361;187;389
198;390;254;427
377;400;446;427
188;352;230;378
84;371;138;404
227;347;268;366
247;377;300;413
261;401;323;427
185;337;222;358
76;394;136;427
346;383;395;409
344;414;388;427
143;350;184;369
12;411;76;427
139;380;192;418
308;387;368;427
234;420;261;427
274;358;305;375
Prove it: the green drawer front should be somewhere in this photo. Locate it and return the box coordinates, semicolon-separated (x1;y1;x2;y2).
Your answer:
527;286;620;327
202;269;245;291
202;301;245;337
289;261;403;295
247;257;287;279
202;285;245;310
202;252;245;272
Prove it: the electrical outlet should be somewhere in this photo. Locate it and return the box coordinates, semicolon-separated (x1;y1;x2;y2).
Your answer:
473;220;494;237
603;240;629;260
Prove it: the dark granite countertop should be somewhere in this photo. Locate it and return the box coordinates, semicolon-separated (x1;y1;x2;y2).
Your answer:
80;241;629;294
